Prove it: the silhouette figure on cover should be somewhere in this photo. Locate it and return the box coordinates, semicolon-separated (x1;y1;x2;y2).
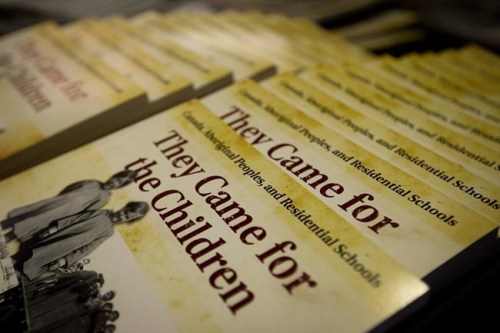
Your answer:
19;201;149;280
1;170;138;243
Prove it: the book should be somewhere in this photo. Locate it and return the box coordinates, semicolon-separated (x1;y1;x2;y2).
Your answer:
333;9;421;42
261;72;500;225
400;52;500;124
101;15;234;98
374;54;500;129
200;79;499;288
0;99;428;333
418;51;500;93
0;8;381;180
243;10;374;63
329;9;424;52
63;18;194;114
298;64;500;186
131;10;277;81
0;21;147;180
194;10;315;72
458;44;500;76
338;28;424;52
341;60;500;150
216;9;374;66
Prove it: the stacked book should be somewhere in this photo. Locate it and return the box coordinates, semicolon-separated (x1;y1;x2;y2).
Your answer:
0;9;498;333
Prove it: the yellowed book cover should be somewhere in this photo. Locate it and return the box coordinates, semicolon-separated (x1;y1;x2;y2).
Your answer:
422;51;500;94
330;9;423;51
387;54;500;128
262;72;500;225
341;60;500;150
131;11;276;82
0;22;147;180
285;14;375;62
102;15;233;97
372;56;500;125
245;11;375;65
63;18;194;113
0;100;428;332
210;10;310;69
239;11;344;66
459;44;500;76
239;10;374;66
200;80;499;287
333;9;420;40
213;10;320;71
435;49;500;98
300;64;500;186
339;28;425;51
187;10;301;73
412;49;500;112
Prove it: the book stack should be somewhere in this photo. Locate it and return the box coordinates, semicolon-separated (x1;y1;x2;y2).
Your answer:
0;9;498;333
0;9;374;180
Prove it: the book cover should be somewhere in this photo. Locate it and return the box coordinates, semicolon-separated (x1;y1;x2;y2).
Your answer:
238;11;338;67
417;52;500;94
0;21;147;180
299;64;500;186
131;11;276;82
459;44;500;76
209;10;316;71
191;10;300;73
283;13;375;61
405;52;500;126
261;72;500;225
436;49;500;102
200;79;499;287
371;56;500;125
0;100;428;333
63;18;194;114
240;11;373;65
344;60;500;150
102;16;233;98
380;55;500;131
332;9;420;41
